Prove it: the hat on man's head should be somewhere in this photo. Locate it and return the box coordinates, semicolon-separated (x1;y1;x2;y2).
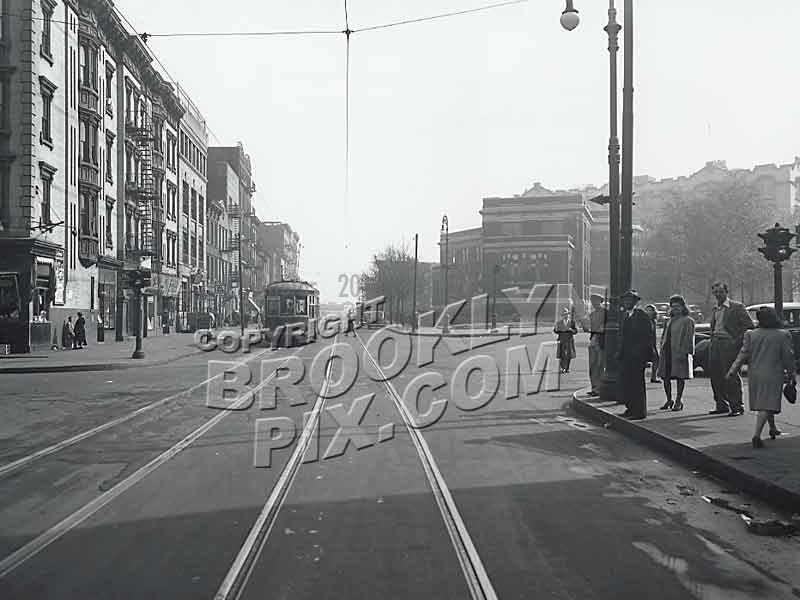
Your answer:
590;293;604;301
620;289;641;301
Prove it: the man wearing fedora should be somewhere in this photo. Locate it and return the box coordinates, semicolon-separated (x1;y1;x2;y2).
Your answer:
617;289;653;419
582;292;607;397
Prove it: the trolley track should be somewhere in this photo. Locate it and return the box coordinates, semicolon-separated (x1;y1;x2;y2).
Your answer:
225;332;496;600
214;336;340;600
355;331;498;600
0;346;303;580
0;347;271;480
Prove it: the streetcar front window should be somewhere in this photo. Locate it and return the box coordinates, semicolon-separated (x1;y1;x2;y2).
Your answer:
296;297;307;315
266;296;280;315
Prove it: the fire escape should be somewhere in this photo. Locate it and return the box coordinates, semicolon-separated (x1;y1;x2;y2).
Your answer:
127;106;158;260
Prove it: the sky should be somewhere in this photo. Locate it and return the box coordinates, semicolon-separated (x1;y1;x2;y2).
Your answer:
116;0;800;302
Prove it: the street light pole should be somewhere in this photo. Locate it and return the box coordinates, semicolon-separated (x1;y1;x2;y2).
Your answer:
412;233;418;332
441;215;449;307
563;0;627;403
603;1;621;403
441;215;450;334
491;264;500;330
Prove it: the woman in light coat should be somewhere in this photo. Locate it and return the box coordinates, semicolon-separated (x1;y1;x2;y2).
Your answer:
727;307;795;448
61;316;74;350
554;307;577;373
658;295;695;411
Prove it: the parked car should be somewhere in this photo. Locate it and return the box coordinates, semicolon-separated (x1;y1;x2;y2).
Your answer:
688;304;704;323
692;302;800;375
654;302;670;328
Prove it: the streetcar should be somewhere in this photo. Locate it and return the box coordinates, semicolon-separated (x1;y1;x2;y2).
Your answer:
263;280;319;346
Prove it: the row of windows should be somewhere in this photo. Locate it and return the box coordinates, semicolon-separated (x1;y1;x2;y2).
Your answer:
207;218;232;251
180;129;206;177
207;255;233;285
181;181;205;222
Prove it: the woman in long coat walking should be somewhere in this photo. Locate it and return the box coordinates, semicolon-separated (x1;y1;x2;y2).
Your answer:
727;307;795;448
658;295;695;411
554;307;577;373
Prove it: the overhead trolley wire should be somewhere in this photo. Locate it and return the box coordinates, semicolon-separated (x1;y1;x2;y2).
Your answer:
352;0;529;34
344;0;352;249
135;0;530;39
115;8;226;147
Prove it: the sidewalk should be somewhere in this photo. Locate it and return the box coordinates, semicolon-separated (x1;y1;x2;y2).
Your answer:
572;376;800;513
386;323;547;337
0;333;203;374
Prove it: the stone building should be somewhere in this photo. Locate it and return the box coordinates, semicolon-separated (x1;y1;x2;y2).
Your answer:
0;0;186;352
436;185;593;319
177;92;208;329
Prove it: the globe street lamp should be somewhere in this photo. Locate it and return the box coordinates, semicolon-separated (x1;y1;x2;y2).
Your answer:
757;223;796;324
560;0;579;31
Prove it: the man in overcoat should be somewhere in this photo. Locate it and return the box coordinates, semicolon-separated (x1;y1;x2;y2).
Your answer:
708;281;753;416
617;290;652;420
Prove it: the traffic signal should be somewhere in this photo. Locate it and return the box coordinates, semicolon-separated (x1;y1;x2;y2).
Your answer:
757;223;796;263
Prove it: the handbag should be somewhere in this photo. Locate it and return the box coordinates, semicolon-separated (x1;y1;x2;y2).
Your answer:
783;380;796;404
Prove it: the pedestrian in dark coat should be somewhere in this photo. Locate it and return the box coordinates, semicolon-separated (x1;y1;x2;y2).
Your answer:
617;290;652;420
657;295;695;411
727;307;795;448
708;282;753;416
644;304;661;384
74;312;87;348
554;307;577;373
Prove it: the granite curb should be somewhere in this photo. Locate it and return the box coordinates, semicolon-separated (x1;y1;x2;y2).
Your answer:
0;346;203;374
571;388;800;514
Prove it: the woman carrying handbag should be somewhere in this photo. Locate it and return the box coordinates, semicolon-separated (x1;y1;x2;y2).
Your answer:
727;306;796;448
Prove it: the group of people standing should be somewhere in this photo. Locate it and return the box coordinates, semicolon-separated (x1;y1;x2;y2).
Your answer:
567;281;796;447
60;313;87;350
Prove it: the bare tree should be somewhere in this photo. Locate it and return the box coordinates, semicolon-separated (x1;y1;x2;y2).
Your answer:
635;179;772;315
361;242;415;325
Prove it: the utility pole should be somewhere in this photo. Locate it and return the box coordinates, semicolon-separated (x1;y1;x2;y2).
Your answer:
619;0;634;293
238;231;244;336
412;233;418;332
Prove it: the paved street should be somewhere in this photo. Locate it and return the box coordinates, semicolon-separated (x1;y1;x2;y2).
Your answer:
1;331;798;599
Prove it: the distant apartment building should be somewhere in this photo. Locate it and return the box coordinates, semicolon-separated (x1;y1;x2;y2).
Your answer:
177;93;208;328
261;221;300;281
